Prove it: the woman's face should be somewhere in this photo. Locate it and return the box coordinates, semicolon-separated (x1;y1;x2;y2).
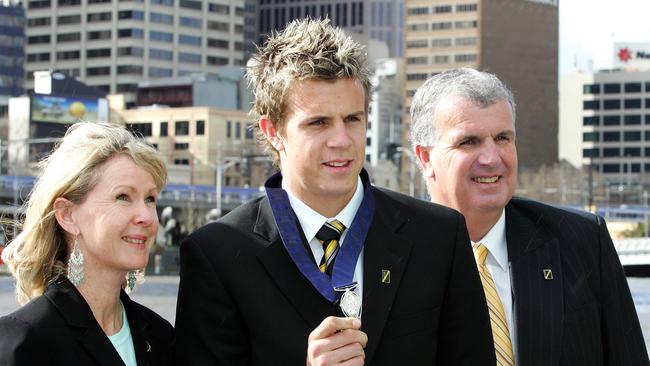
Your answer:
71;154;159;275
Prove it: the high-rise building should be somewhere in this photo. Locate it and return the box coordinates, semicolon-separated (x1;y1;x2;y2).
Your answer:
247;0;404;58
560;69;650;189
0;4;24;112
23;0;245;107
402;0;558;194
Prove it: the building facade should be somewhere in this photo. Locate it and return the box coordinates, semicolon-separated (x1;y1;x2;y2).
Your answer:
110;101;270;187
0;4;24;107
23;0;245;107
248;0;404;58
402;0;558;193
560;70;650;189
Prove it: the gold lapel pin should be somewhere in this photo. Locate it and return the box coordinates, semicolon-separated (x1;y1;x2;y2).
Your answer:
543;269;553;280
381;269;391;284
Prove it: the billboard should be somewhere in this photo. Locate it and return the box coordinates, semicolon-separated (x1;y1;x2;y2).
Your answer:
614;42;650;70
30;94;102;124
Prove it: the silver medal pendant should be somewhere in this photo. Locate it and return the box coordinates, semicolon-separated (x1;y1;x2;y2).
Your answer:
336;283;361;319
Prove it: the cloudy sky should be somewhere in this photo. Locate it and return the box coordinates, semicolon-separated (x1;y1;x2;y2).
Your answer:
559;0;650;75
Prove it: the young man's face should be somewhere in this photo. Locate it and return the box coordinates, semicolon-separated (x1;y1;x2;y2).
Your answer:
420;97;518;218
261;78;367;214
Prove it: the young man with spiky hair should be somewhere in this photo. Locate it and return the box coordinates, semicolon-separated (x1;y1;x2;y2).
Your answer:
175;19;494;366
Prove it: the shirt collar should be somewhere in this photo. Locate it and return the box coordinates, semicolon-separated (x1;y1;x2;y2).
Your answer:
472;209;508;271
283;177;364;244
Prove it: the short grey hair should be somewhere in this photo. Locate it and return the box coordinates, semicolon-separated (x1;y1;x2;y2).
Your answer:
409;68;516;148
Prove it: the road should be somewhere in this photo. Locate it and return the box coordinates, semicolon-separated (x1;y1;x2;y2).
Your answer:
2;275;650;350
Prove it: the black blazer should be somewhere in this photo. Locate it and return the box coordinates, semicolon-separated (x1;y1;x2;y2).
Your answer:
507;198;649;366
0;277;174;366
175;186;495;365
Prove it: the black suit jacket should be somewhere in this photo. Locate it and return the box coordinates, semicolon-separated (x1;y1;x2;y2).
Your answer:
175;186;495;365
506;198;649;366
0;277;174;366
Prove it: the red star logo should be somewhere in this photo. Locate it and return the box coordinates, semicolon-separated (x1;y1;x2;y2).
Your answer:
618;47;632;62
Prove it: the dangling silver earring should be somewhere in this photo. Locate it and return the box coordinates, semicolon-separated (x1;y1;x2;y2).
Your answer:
67;238;84;286
126;270;137;293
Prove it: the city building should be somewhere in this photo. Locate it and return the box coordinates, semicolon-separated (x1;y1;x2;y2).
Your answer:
109;98;270;189
560;69;650;190
135;66;253;109
23;0;245;107
366;58;403;167
247;0;405;58
0;2;25;143
402;0;558;194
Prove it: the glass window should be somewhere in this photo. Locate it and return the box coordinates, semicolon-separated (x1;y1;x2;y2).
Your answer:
456;3;477;12
180;16;202;28
127;122;153;137
149;67;172;78
625;82;642;93
150;12;173;24
235;122;241;138
174;121;190;136
118;28;143;38
179;52;201;64
196;120;205;135
583;132;599;142
117;47;143;57
57;32;81;42
88;30;111;40
208;38;229;49
57;15;81;25
583;100;599;110
207;20;229;31
57;50;80;60
227;121;231;137
117;65;142;75
624;115;641;125
434;5;451;13
28;17;51;27
583;84;600;94
603;148;619;157
625;99;641;109
603;115;620;125
86;66;110;76
583;148;598;158
179;34;201;46
87;12;111;22
86;48;111;58
149;48;173;60
27;35;51;44
207;56;228;65
118;10;144;20
583;116;599;126
603;99;620;110
603;164;620;173
624;147;641;157
624;131;641;141
603;83;621;94
160;122;168;137
150;31;173;43
180;0;201;10
603;131;620;142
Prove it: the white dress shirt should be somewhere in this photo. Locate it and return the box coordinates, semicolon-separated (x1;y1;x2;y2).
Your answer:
283;178;365;302
472;209;517;360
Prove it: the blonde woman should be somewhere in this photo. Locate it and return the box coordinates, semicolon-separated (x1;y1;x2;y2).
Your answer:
0;123;173;365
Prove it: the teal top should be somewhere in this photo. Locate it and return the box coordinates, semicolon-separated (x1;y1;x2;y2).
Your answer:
107;302;137;366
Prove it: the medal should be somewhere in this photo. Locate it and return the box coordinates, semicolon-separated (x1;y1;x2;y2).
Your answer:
336;283;361;319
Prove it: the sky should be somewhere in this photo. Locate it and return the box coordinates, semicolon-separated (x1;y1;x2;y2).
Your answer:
559;0;650;75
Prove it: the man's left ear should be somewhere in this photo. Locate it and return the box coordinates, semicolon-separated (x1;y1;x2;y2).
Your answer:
259;115;284;152
414;145;435;179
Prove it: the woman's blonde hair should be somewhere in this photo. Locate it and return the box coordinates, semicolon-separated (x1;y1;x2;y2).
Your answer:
1;122;167;304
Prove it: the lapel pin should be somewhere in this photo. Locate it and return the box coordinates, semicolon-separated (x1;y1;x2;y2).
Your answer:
146;341;152;353
543;268;553;280
381;269;391;284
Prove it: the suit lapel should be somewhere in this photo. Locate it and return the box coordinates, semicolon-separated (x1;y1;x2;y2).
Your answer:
361;190;413;365
45;278;124;366
255;198;337;329
506;202;563;366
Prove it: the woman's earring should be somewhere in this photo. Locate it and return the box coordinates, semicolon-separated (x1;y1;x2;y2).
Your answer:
126;270;137;292
67;238;84;286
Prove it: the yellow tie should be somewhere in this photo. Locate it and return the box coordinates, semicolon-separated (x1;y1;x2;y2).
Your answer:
473;243;515;366
315;220;346;275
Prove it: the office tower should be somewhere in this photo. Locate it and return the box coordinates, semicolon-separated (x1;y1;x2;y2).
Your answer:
23;0;245;107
